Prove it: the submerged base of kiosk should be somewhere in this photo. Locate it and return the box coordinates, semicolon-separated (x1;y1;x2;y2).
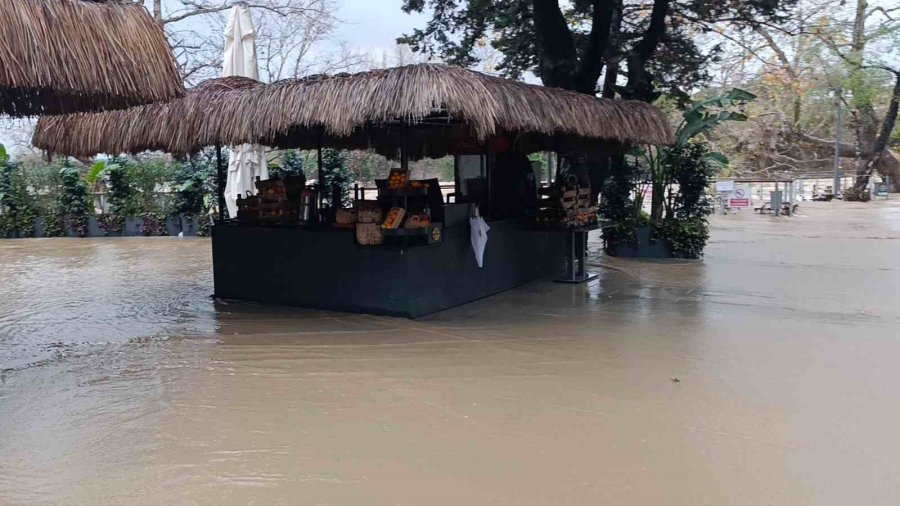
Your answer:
211;219;568;318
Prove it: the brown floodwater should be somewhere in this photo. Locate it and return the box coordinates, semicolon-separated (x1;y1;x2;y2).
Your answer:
2;201;900;505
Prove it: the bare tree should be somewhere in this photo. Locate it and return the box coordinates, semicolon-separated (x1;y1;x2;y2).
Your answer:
146;0;358;83
823;0;900;189
699;0;900;187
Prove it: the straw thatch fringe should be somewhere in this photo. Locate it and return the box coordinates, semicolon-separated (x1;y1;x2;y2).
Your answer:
34;76;260;156
1;0;183;117
225;65;674;150
33;64;673;157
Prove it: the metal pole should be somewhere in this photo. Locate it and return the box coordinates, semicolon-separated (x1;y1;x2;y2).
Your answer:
546;151;553;184
400;126;409;172
215;144;226;222
317;134;324;187
317;133;324;213
834;88;842;195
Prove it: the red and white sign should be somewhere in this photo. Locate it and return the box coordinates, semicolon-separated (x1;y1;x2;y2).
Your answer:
729;185;751;208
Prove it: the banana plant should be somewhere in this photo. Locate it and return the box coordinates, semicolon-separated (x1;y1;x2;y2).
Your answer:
84;160;122;194
644;88;756;221
675;88;757;147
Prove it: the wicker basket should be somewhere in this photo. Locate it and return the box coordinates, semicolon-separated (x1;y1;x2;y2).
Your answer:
357;201;383;224
335;209;357;224
356;223;383;245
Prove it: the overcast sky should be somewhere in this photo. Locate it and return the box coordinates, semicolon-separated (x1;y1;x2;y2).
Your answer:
335;0;428;56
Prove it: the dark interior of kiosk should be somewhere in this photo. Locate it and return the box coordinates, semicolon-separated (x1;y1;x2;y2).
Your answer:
229;112;602;251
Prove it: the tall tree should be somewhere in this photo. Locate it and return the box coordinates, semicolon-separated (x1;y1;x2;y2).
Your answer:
741;0;900;188
400;0;796;103
400;0;795;199
835;0;900;188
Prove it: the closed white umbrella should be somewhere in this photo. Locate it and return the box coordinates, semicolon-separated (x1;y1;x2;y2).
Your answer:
470;205;490;268
223;5;267;218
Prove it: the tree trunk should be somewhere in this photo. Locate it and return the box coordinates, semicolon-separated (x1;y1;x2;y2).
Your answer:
620;0;670;102
153;0;162;24
876;151;900;192
855;73;900;189
531;0;579;89
586;155;609;205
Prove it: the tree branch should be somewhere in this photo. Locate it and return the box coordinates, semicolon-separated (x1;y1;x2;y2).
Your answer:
621;0;669;101
163;1;327;25
574;0;617;94
531;0;578;89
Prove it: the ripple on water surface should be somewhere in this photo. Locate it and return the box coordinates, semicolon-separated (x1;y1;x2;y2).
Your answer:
0;238;217;371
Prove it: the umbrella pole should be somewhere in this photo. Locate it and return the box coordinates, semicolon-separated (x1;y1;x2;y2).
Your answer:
317;134;324;215
216;144;226;222
317;140;324;190
400;127;409;172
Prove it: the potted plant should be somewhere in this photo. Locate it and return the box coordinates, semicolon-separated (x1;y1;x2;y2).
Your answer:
603;88;755;259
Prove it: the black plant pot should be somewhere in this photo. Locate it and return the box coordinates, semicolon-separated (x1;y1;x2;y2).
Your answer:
123;217;144;236
87;216;103;237
165;216;181;236
608;226;671;258
180;215;199;236
33;217;45;238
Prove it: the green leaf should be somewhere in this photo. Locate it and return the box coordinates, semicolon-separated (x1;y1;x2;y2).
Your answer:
678;88;756;143
718;111;748;122
86;161;107;184
0;143;7;164
723;88;757;102
705;152;730;167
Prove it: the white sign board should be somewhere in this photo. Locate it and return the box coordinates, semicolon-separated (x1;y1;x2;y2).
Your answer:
716;180;735;193
730;184;751;208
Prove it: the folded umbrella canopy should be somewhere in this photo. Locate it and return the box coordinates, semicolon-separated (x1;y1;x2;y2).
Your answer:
470;205;490;268
1;0;183;117
222;5;268;218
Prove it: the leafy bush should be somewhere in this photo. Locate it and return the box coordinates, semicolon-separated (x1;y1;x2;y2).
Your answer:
269;150;305;179
140;212;168;236
105;156;176;216
97;213;123;235
321;149;353;208
130;157;176;215
601;89;752;258
0;147;39;237
660;143;716;257
58;165;92;237
196;213;213;237
843;187;871;202
600;156;644;254
106;161;139;217
656;216;710;259
668;144;716;220
171;150;218;217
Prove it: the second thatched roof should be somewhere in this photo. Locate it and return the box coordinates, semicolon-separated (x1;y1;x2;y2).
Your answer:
33;64;674;157
1;0;184;117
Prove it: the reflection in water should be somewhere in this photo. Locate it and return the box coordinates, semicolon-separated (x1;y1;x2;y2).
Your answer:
3;202;900;505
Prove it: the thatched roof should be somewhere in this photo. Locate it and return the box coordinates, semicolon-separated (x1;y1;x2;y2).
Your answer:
1;0;183;116
33;64;674;157
34;76;262;156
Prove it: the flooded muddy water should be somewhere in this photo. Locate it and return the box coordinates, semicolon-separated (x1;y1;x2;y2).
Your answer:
2;201;900;505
